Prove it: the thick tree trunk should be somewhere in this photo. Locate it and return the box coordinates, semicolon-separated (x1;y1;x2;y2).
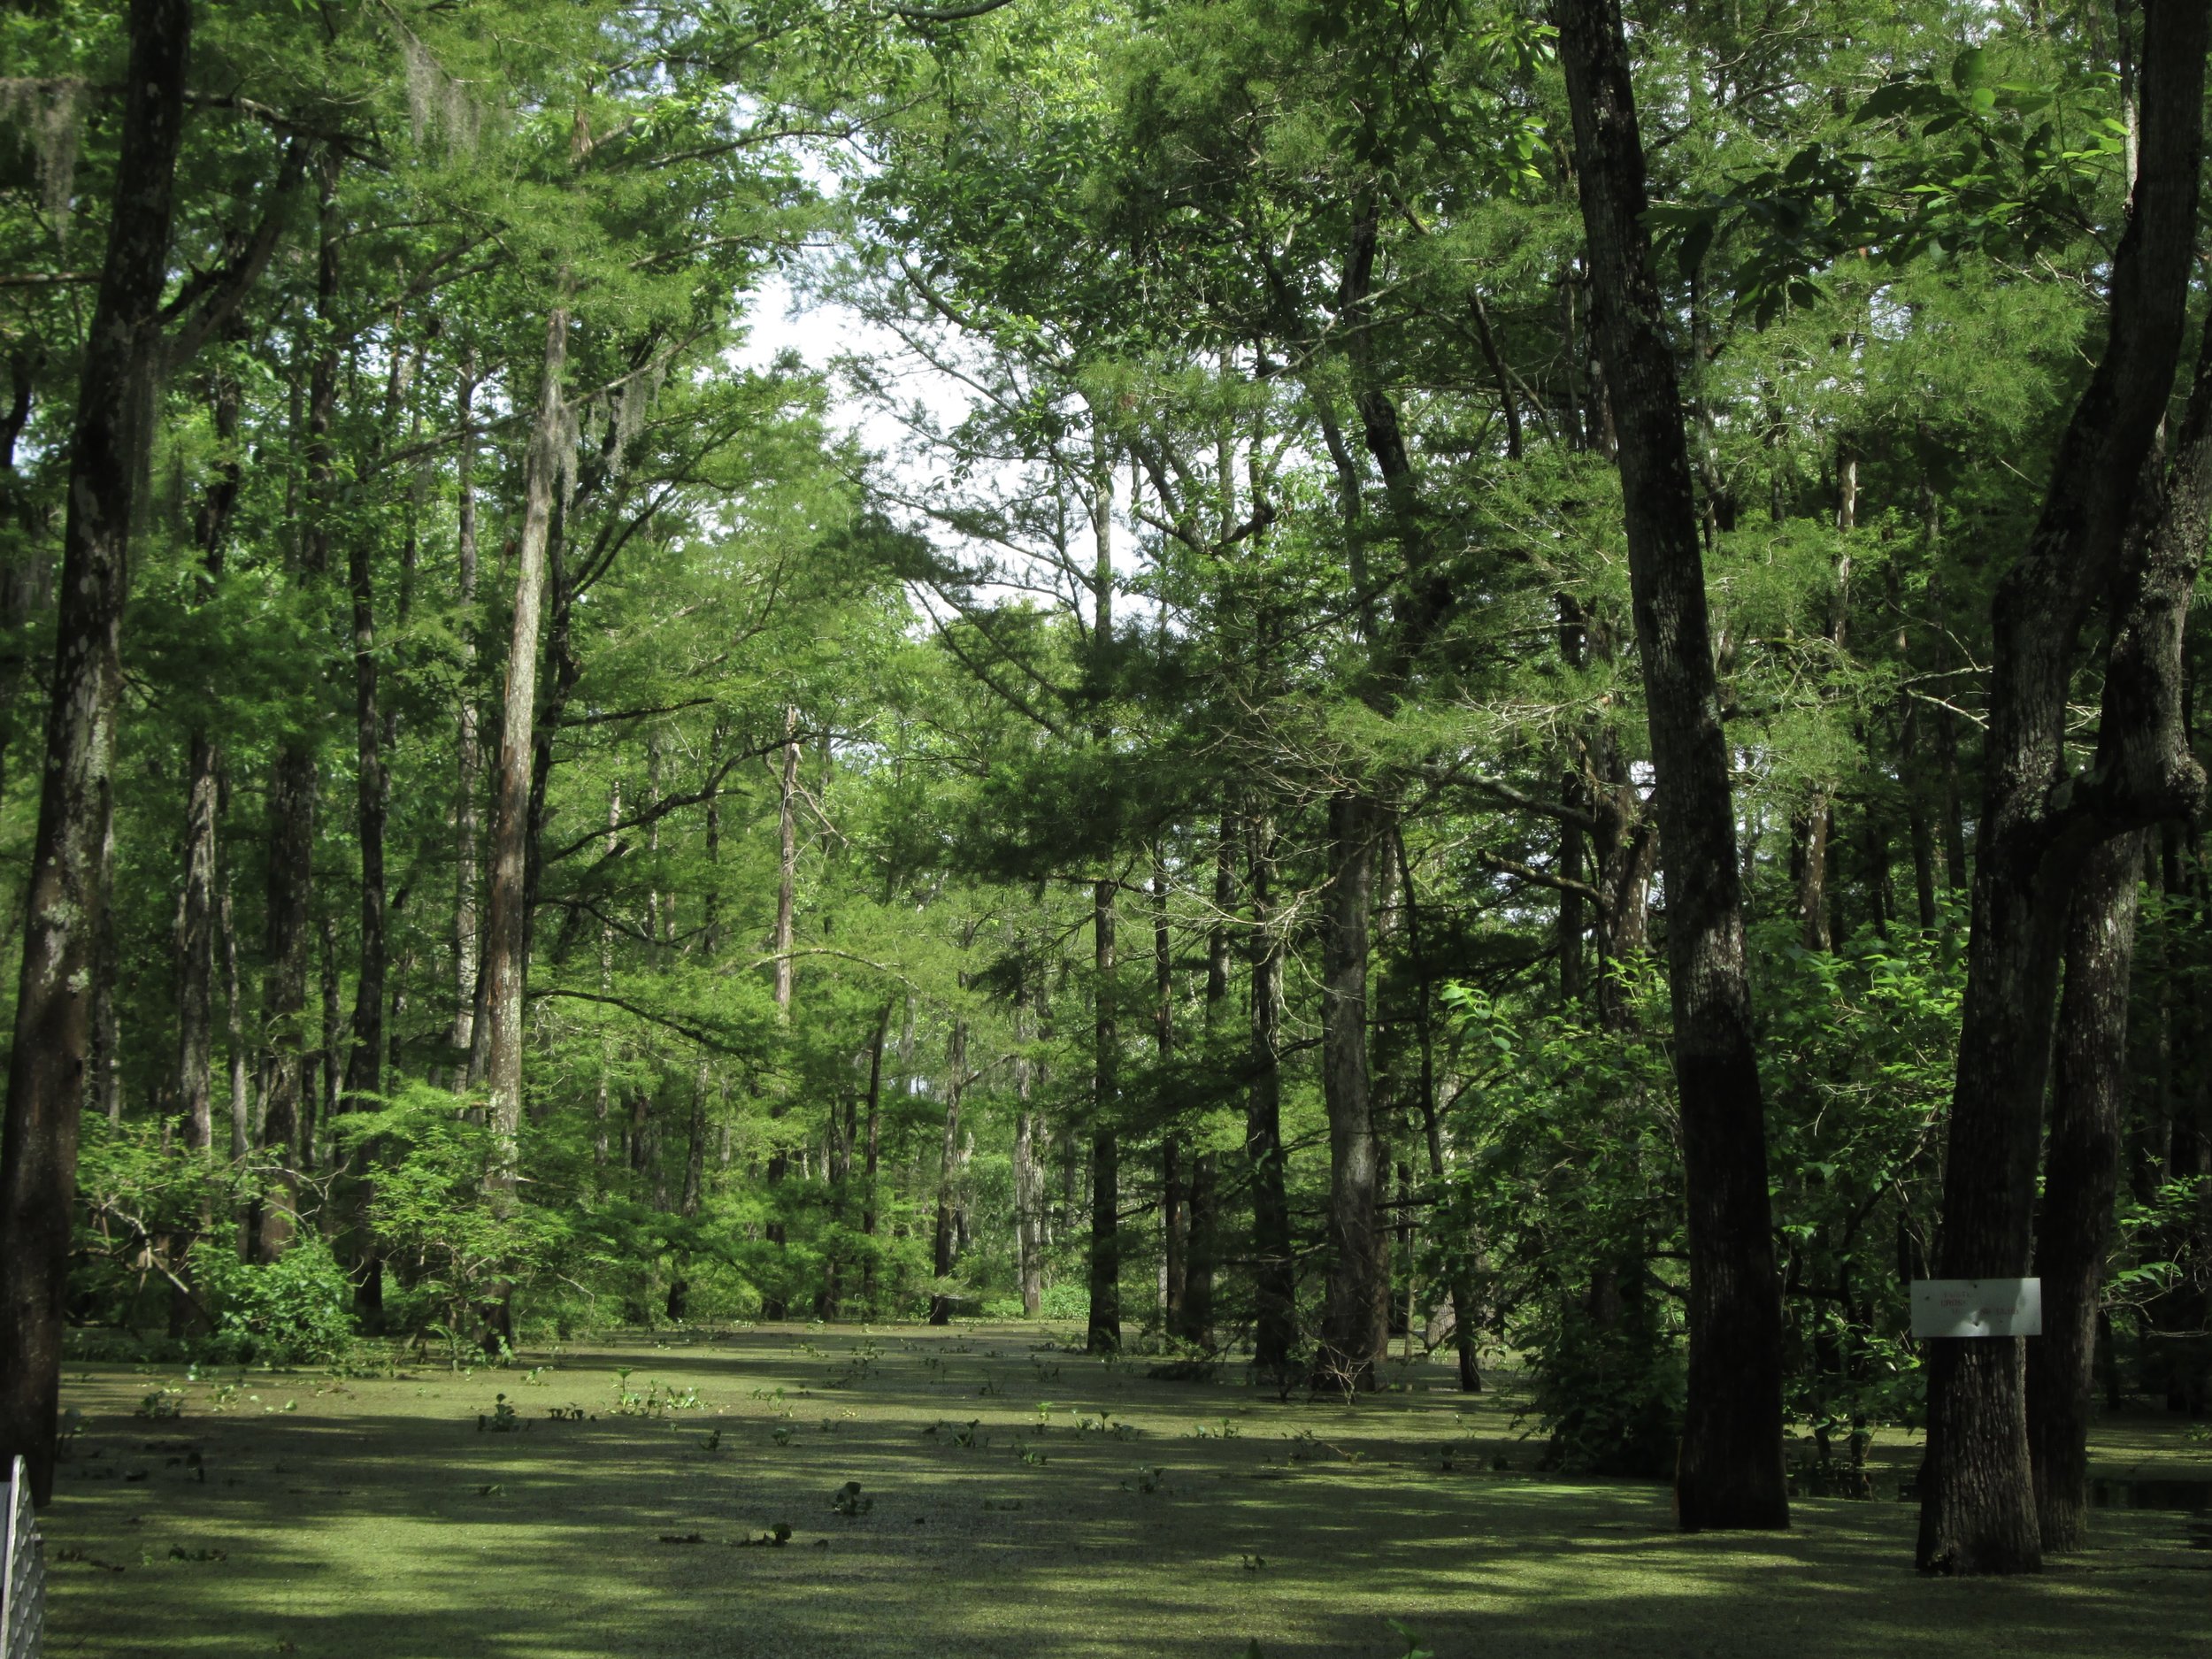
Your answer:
482;309;571;1217
1087;876;1121;1353
2028;832;2142;1553
1917;0;2206;1574
1246;812;1297;1379
1557;0;1789;1530
1315;793;1386;1394
0;0;190;1507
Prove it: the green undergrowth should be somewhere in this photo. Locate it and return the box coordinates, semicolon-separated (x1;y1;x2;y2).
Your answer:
41;1324;2212;1658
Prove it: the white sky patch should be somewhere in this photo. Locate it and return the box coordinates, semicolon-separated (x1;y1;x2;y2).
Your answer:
736;264;1164;637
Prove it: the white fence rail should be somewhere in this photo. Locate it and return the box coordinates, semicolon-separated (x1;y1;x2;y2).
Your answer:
2;1456;42;1659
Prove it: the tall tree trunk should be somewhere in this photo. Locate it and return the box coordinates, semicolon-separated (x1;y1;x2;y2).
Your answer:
344;343;399;1115
1013;965;1044;1318
1087;875;1121;1353
861;1001;889;1313
258;155;342;1260
1084;447;1121;1356
665;1061;709;1323
1246;812;1296;1379
758;707;801;1312
2028;832;2143;1553
339;342;395;1313
1557;0;1789;1530
1793;466;1855;951
175;359;242;1153
1916;0;2206;1574
1315;793;1386;1394
0;0;190;1507
1395;823;1481;1392
774;707;800;1006
592;778;618;1173
450;354;483;1068
314;913;340;1165
0;350;50;811
1176;810;1237;1348
221;864;250;1162
171;631;228;1152
930;1018;968;1325
482;308;571;1226
1154;856;1185;1325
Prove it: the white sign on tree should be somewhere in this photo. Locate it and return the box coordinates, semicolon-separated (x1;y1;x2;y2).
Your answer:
1910;1279;2042;1339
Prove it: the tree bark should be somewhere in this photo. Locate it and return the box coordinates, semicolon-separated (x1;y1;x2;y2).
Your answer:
258;154;342;1260
0;351;51;812
774;706;800;1008
2028;832;2142;1553
861;1001;891;1313
1246;811;1296;1379
930;1018;967;1325
1395;822;1481;1391
1174;810;1237;1348
221;863;250;1162
175;359;242;1152
483;308;571;1217
757;707;801;1306
0;0;190;1507
1087;875;1121;1353
450;354;483;1067
1557;0;1789;1530
1917;0;2207;1574
1314;792;1386;1394
1154;857;1185;1325
344;342;401;1114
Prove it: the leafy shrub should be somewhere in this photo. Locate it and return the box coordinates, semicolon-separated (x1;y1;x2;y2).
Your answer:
979;1282;1088;1321
337;1082;565;1341
1038;1282;1088;1322
188;1234;357;1364
1444;978;1686;1475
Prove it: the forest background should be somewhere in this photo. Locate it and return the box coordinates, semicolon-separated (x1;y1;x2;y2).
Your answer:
0;0;2207;1579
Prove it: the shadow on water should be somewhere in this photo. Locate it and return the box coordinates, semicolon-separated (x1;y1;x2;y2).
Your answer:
2091;1478;2212;1512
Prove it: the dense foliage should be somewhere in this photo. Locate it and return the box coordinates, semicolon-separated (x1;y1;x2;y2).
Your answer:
2;0;2207;1528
